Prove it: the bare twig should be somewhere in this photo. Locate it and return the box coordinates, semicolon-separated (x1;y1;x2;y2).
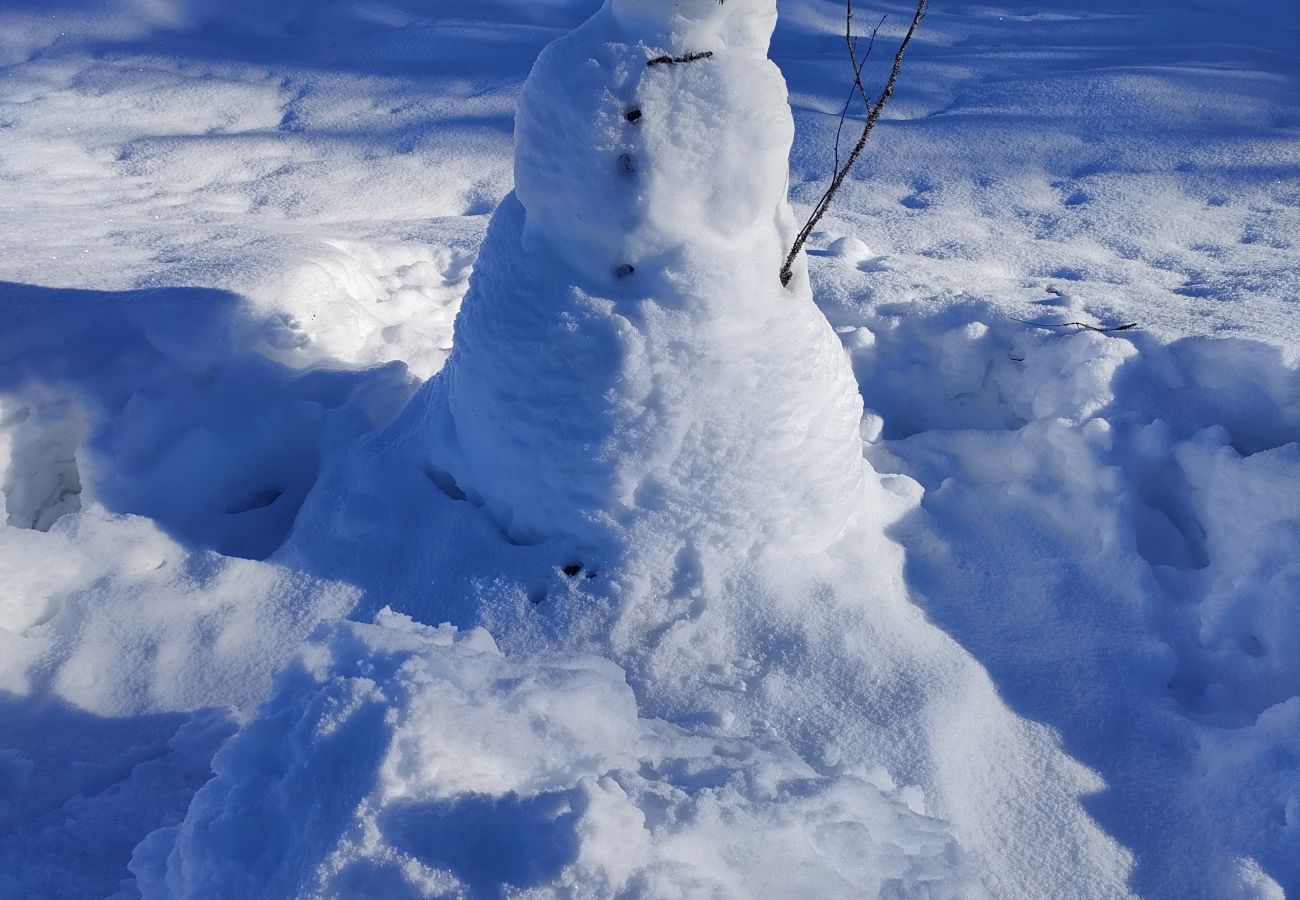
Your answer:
781;0;927;287
1011;317;1139;333
833;13;885;173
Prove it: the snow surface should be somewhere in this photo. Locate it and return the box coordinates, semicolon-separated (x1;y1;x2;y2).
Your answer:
133;610;987;898
1;0;1298;898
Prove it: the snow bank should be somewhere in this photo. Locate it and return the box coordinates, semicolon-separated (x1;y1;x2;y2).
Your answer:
134;610;986;899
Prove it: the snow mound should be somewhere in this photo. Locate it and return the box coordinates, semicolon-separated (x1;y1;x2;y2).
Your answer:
280;4;1138;897
0;506;360;900
134;610;987;900
0;507;358;717
257;239;471;381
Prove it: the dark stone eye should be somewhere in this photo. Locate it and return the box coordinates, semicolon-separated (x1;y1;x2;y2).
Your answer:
614;264;636;279
625;109;642;123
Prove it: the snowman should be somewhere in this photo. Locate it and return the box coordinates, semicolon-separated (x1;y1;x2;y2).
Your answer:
428;0;871;565
284;4;1136;893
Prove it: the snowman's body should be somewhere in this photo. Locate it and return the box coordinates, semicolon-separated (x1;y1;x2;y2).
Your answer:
432;0;869;560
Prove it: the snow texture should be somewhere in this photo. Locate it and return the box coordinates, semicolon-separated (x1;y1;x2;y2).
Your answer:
133;610;986;899
427;0;866;557
0;0;1297;898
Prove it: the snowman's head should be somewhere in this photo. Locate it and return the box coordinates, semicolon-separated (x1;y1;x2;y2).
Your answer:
609;0;777;56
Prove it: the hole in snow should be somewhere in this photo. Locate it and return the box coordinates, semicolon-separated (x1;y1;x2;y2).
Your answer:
1135;469;1209;571
380;791;582;893
1;398;85;532
226;488;283;515
625;108;642;123
426;466;468;502
671;544;703;598
1239;634;1266;658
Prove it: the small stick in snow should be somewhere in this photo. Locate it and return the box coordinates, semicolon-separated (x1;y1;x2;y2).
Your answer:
832;12;887;175
647;51;714;67
780;0;927;287
1011;317;1139;333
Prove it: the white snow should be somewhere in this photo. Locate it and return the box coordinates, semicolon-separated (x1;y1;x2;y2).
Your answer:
424;0;868;556
133;610;987;898
1;0;1297;898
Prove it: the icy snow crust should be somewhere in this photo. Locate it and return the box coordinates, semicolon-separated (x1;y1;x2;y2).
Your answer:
1;0;1298;898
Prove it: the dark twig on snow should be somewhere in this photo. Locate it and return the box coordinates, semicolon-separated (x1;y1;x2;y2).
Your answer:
832;13;885;174
647;51;714;67
1011;317;1139;333
780;0;927;287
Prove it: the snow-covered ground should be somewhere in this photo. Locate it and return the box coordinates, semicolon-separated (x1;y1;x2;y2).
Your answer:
1;0;1298;897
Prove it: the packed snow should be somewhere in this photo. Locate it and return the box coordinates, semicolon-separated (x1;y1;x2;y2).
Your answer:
133;610;987;898
1;0;1297;898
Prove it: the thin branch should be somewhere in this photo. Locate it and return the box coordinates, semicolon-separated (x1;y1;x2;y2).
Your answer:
1011;317;1139;333
781;0;927;287
847;11;887;106
833;12;885;173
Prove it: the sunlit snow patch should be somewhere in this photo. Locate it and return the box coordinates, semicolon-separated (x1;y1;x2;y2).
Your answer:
133;610;987;899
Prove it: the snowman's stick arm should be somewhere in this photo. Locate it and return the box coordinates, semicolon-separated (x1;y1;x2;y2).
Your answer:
834;10;886;175
780;0;927;287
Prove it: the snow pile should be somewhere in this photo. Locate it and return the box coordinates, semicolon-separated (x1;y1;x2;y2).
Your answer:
0;509;357;714
262;240;471;380
1177;435;1300;715
134;610;986;899
840;300;1300;897
0;282;414;561
280;3;1136;897
0;282;381;897
0;504;360;900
